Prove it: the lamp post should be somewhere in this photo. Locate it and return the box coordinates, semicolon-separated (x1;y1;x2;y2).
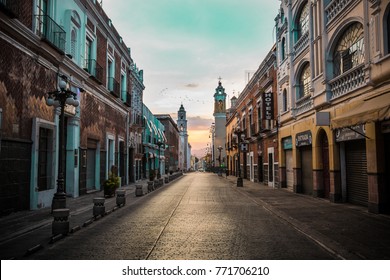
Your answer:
46;76;80;211
217;145;223;176
234;125;244;187
157;140;165;178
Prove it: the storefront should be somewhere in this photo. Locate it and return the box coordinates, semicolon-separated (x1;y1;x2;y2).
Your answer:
282;137;293;191
296;131;313;195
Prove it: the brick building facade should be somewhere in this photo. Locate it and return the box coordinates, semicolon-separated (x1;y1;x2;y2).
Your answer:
0;0;144;213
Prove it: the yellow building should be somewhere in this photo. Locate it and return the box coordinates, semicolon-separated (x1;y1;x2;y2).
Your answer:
276;0;390;213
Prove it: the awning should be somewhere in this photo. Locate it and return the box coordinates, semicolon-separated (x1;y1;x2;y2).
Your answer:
332;92;390;129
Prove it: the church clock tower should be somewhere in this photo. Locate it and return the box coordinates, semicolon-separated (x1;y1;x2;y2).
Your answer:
177;104;188;171
213;78;227;169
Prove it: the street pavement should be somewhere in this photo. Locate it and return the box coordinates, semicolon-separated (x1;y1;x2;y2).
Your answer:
1;173;390;260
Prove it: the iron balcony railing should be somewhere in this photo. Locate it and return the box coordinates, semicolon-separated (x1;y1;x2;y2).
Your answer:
108;77;120;98
35;15;66;53
84;59;103;84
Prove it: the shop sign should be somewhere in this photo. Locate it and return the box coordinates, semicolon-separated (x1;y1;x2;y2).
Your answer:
335;124;365;142
295;131;312;147
282;137;292;150
262;92;274;120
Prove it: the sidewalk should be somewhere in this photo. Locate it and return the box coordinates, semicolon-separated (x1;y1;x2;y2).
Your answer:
223;175;390;259
0;180;149;259
2;174;390;260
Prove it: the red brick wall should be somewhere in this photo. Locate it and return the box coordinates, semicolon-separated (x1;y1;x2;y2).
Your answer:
96;29;107;87
0;38;56;140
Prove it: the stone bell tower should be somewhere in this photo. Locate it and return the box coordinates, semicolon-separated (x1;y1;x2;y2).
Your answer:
177;104;188;171
213;78;227;168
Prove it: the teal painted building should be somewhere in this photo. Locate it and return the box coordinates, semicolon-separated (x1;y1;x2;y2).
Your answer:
143;105;166;180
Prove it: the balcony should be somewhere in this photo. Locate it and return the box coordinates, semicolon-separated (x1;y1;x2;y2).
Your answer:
0;0;20;18
293;94;313;116
131;114;143;127
325;0;356;25
35;15;66;53
84;59;103;84
124;92;131;107
107;77;120;98
329;64;365;100
293;31;309;58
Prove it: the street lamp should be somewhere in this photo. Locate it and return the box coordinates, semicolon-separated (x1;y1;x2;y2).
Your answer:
217;145;223;176
234;125;244;187
46;76;80;211
156;140;165;178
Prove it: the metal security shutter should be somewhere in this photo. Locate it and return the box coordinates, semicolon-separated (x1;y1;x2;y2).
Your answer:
301;147;313;195
346;140;368;206
286;150;293;190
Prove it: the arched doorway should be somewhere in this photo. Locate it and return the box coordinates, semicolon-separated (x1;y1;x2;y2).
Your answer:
320;130;330;199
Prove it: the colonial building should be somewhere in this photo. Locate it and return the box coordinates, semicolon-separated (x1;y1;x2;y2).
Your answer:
225;46;278;185
142;104;166;180
155;114;179;173
275;0;390;213
0;0;144;213
128;62;144;183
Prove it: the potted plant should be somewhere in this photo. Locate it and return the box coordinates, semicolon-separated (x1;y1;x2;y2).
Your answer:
104;165;120;197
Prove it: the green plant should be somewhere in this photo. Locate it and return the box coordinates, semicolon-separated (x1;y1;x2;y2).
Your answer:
104;166;120;196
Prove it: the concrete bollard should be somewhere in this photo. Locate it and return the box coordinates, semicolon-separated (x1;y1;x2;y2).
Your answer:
52;208;70;236
135;184;144;196
147;181;154;192
93;197;105;217
116;189;126;206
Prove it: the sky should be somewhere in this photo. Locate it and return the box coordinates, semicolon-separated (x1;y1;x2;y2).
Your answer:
101;0;280;157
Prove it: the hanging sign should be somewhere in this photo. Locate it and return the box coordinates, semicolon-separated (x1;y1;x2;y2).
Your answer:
262;92;274;120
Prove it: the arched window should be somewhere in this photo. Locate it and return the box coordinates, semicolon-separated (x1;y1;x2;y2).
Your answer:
282;89;288;112
298;63;311;99
71;29;77;58
333;22;364;77
281;37;286;61
297;2;309;41
69;10;81;62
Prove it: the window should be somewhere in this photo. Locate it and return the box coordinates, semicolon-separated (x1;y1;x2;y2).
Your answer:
85;37;92;66
249;110;253;135
257;102;262;131
35;0;48;36
282;89;288;112
38;127;54;191
297;2;309;40
71;29;76;58
333;22;364;77
281;37;286;61
387;6;390;54
121;74;126;101
69;11;81;63
298;64;311;99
